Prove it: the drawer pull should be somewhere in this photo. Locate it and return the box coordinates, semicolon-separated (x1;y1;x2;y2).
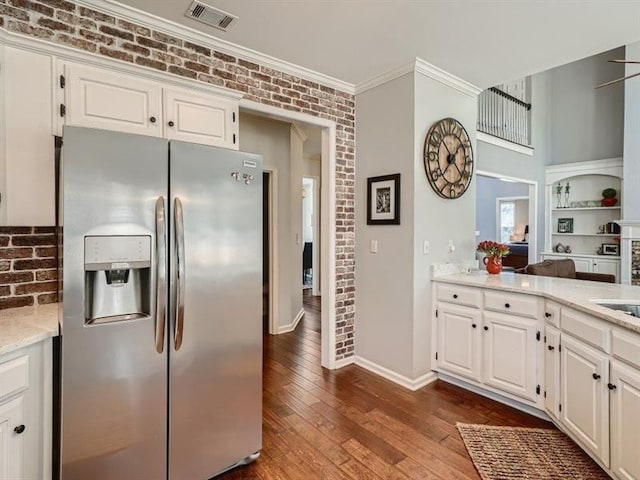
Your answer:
504;303;510;308
453;294;458;299
592;373;601;380
545;312;552;318
150;116;157;123
472;323;477;329
483;326;489;331
168;121;175;127
13;425;25;434
607;383;617;391
547;345;555;351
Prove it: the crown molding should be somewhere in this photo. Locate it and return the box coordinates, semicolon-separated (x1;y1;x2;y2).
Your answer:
414;58;483;97
354;58;482;97
76;0;356;95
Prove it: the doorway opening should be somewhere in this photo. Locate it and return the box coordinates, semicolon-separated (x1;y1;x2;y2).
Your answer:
302;176;320;295
476;171;538;269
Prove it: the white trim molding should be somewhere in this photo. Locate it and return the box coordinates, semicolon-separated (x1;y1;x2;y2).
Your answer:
355;58;482;97
354;356;438;391
75;0;355;94
477;131;534;156
277;308;304;334
545;157;623;186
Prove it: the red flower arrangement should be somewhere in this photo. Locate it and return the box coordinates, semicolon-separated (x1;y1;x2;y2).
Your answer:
476;240;510;258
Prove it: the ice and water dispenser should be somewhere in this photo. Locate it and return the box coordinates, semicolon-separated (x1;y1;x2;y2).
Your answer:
84;235;152;325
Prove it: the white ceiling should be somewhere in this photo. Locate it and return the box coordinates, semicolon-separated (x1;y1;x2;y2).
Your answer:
117;0;640;89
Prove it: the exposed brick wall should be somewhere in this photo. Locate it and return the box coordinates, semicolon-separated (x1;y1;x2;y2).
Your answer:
1;0;356;359
0;227;58;309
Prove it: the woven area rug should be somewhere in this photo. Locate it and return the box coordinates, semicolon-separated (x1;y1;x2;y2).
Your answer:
456;423;609;480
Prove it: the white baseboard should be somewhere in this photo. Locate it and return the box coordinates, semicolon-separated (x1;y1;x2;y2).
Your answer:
437;373;550;421
333;356;355;369
277;308;305;334
354;356;438;391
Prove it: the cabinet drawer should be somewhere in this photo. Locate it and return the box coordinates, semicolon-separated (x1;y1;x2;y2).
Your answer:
0;355;29;401
484;291;539;318
611;328;640;369
435;284;482;308
544;301;561;327
561;308;610;352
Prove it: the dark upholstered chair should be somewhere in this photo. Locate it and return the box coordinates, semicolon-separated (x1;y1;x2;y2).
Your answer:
520;259;615;283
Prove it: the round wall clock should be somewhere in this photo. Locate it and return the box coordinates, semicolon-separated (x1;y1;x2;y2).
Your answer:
423;117;474;199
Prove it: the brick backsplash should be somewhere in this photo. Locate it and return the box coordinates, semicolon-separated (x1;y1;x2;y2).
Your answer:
0;227;58;309
1;0;356;358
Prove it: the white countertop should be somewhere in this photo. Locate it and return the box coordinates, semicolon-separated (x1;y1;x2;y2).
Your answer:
0;303;59;356
433;272;640;333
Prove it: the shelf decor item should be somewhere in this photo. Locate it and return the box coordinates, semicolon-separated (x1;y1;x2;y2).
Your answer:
557;218;574;233
563;182;571;208
602;243;619;256
366;174;401;225
555;183;563;208
477;240;510;274
601;188;618;207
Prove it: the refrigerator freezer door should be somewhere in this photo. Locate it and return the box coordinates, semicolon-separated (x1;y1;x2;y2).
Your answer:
168;141;262;479
60;127;169;480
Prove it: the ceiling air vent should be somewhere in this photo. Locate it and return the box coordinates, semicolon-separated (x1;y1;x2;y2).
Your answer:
185;1;238;31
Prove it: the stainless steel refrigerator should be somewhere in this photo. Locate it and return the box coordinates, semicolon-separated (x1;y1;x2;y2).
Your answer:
58;126;262;479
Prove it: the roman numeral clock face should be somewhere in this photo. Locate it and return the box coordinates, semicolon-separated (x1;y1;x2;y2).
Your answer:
423;118;474;199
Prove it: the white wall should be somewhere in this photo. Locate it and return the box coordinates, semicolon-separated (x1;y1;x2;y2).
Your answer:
240;113;300;330
355;73;416;378
623;41;640;220
548;47;625;165
412;73;478;378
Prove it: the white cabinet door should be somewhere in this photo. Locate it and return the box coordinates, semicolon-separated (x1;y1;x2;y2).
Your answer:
572;257;593;273
65;63;162;137
544;326;561;419
560;334;609;466
436;303;482;382
163;87;238;149
482;311;539;402
0;395;25;480
1;46;55;225
592;258;619;283
610;360;640;480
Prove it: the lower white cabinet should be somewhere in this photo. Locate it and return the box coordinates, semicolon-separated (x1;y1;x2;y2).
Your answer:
482;311;538;402
544;325;561;420
436;303;482;382
610;360;640;480
592;258;620;280
560;334;610;467
0;395;25;479
0;340;51;480
541;253;620;282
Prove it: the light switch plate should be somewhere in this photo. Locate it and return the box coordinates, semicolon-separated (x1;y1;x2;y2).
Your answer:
370;240;378;254
423;241;429;255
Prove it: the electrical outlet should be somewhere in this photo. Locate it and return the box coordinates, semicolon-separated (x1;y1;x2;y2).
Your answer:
370;240;378;254
448;240;455;253
423;241;430;255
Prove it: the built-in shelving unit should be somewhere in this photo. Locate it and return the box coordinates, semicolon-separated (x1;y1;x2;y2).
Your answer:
544;158;623;282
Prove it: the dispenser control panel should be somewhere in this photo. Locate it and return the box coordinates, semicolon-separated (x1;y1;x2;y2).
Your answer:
85;235;151;271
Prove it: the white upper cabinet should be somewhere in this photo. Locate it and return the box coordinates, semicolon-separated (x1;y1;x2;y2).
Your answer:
610;360;640;480
63;63;239;149
65;63;163;137
1;46;55;226
560;334;610;467
482;311;538;402
163;87;238;149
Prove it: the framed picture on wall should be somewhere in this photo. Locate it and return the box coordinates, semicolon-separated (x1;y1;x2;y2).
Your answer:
557;218;574;233
367;174;401;225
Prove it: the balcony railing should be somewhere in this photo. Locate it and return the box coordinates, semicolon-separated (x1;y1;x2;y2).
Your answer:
477;87;531;147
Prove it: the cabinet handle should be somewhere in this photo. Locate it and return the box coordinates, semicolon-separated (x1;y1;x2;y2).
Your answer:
504;303;510;308
168;121;175;127
13;425;25;434
472;323;477;329
547;345;555;351
453;294;458;299
592;373;601;380
545;312;552;318
150;116;157;123
483;326;489;331
607;383;617;390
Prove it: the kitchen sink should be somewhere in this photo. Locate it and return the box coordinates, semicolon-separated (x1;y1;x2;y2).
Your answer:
592;300;640;317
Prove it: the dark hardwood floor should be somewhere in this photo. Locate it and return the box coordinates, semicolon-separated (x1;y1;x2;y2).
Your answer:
219;290;553;479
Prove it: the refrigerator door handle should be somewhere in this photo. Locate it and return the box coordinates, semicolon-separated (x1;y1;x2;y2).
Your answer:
155;196;167;354
173;197;186;351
